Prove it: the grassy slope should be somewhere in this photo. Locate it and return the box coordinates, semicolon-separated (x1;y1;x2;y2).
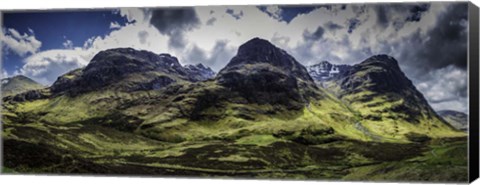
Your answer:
341;90;464;141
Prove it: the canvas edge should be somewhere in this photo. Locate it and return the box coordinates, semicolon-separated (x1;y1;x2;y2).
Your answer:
468;1;480;183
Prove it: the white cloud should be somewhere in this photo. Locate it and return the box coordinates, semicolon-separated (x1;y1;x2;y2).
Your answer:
119;8;150;23
62;39;73;49
1;28;42;56
265;6;283;20
1;69;9;79
110;21;121;29
18;48;92;85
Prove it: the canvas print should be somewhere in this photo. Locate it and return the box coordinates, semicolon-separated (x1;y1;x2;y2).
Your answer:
0;2;472;182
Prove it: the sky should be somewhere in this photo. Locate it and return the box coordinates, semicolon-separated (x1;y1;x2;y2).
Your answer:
0;2;469;113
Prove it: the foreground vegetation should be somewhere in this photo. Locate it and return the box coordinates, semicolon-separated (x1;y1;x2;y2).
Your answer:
1;95;467;182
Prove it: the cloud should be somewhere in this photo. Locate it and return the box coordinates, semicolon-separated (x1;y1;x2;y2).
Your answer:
2;69;9;79
264;6;283;20
324;21;344;31
226;9;244;20
62;39;73;49
18;49;91;85
303;26;325;41
416;65;468;113
150;8;200;34
399;3;467;74
149;8;200;49
206;17;216;26
347;18;361;33
1;28;42;56
406;4;431;22
119;8;150;23
110;21;121;29
183;40;236;71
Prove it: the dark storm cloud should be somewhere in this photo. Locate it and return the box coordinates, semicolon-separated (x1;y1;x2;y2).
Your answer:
149;8;200;49
226;9;244;20
325;21;343;31
150;8;200;34
206;17;217;26
392;3;468;112
406;4;430;22
347;18;360;33
303;26;325;41
401;3;468;73
375;5;389;28
257;6;318;23
374;3;431;29
168;31;189;49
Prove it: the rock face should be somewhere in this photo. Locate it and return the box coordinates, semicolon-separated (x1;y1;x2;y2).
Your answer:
307;61;351;81
438;110;468;131
216;38;319;109
184;63;216;81
1;75;44;97
50;48;214;95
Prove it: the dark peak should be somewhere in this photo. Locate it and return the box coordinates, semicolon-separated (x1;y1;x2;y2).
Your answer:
103;47;138;53
241;37;273;47
362;54;399;67
237;37;280;56
88;48;183;70
224;37;301;71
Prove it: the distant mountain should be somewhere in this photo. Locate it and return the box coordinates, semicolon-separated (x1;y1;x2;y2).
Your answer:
1;75;44;96
307;61;351;82
184;63;216;81
438;110;468;131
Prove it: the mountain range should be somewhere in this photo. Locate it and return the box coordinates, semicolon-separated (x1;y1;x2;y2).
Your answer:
1;38;467;181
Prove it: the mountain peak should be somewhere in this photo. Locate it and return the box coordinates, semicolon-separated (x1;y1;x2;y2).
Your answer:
232;37;289;64
1;75;44;97
238;37;276;53
362;54;399;68
216;38;318;108
221;37;312;82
